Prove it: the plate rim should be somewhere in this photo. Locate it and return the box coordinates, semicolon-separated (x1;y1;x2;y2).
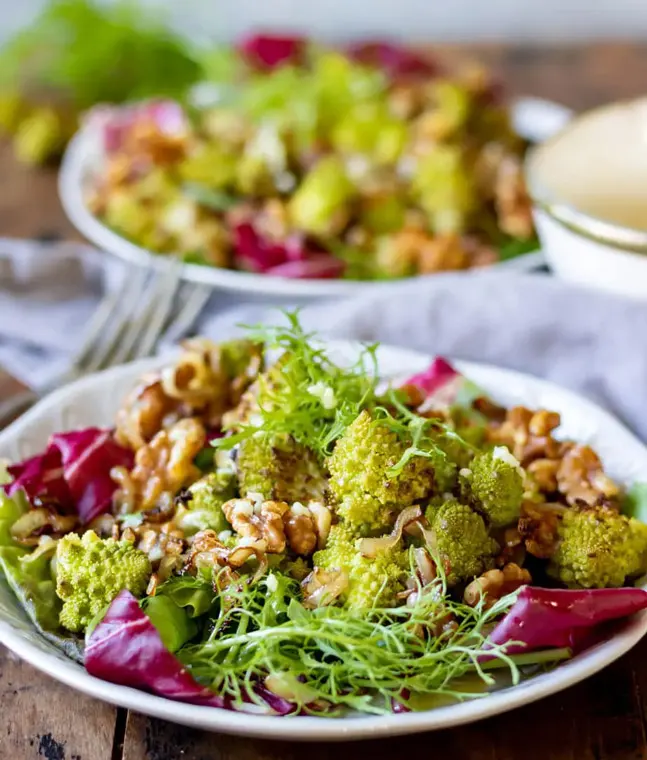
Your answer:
0;344;645;741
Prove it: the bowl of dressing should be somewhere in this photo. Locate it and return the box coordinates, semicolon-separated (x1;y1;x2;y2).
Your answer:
526;97;647;299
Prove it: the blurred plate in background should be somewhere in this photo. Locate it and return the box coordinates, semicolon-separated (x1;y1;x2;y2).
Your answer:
59;97;570;299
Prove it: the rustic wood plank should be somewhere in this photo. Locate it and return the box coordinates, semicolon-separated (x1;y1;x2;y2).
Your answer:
0;141;79;241
0;645;117;760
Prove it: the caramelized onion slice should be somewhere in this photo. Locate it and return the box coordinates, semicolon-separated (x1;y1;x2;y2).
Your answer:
413;547;437;586
301;568;349;609
10;507;78;545
358;505;422;558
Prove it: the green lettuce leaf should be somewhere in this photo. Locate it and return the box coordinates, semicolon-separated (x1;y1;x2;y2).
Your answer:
624;482;647;523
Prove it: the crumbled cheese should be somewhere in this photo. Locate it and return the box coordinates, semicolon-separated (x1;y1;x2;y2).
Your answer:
162;199;197;234
119;512;145;529
238;536;267;551
275;171;296;193
218;530;233;542
148;546;165;563
492;446;523;475
265;573;279;592
247;492;264;506
246;123;286;174
232;499;254;517
290;502;310;517
459;467;472;479
396;155;416;179
345;154;371;181
308;381;337;410
215;449;235;472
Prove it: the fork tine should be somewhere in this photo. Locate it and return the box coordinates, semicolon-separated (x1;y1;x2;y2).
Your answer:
128;263;184;361
162;284;212;345
109;262;181;366
80;266;151;374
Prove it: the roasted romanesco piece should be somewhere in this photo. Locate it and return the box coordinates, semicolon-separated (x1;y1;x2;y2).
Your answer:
327;410;449;532
313;523;408;609
237;433;327;503
426;499;499;586
548;504;647;588
461;446;524;528
173;469;236;536
55;531;152;632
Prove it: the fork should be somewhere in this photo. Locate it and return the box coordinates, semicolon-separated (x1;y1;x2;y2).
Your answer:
0;261;211;426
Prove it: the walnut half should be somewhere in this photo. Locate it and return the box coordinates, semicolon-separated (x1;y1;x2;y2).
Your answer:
222;497;332;557
464;563;531;609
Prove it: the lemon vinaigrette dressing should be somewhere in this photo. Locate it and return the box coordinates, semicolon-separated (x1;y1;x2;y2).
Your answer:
528;97;647;236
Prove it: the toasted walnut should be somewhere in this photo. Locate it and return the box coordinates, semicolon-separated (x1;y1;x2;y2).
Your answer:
464;563;531;609
526;457;559;493
115;377;182;450
418;234;469;274
113;418;206;512
556;444;620;506
137;522;186;563
487;406;562;466
284;504;317;556
494;155;534;239
518;501;566;558
307;502;333;550
126;118;187;165
223;498;332;557
472;396;507;422
464;238;499;268
183;529;230;572
496;526;526;567
223;498;289;553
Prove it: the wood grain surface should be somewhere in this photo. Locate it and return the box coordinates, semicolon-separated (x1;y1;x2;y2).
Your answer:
2;41;647;760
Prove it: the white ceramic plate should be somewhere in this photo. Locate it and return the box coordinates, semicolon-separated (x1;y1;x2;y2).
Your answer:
57;97;570;299
0;341;645;740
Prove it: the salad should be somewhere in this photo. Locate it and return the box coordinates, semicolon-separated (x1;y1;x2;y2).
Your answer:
1;314;646;717
83;35;537;280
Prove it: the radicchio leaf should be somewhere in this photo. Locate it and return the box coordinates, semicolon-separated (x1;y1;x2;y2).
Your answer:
265;254;345;279
6;446;69;508
5;428;133;524
85;590;225;707
347;41;437;80
233;222;344;279
238;34;305;70
85;100;187;154
402;357;488;411
487;586;647;656
403;357;459;398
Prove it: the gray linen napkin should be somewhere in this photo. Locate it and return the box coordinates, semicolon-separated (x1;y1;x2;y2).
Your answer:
2;238;646;440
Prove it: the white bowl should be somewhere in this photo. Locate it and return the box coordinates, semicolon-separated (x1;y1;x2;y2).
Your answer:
57;98;561;300
526;97;647;299
0;342;646;740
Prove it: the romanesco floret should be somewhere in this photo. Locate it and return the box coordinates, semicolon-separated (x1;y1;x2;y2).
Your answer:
237;433;327;503
426;499;499;586
461;446;524;528
313;523;408;609
55;531;151;632
327;410;446;532
548;504;647;588
174;470;235;536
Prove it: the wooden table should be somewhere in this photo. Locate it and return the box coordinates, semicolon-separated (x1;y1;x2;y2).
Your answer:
2;41;647;760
